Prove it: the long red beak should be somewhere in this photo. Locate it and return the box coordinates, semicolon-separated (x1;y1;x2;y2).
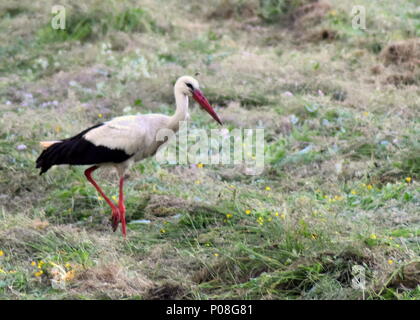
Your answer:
192;89;222;125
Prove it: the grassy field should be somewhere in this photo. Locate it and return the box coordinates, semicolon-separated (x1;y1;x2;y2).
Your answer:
0;0;419;300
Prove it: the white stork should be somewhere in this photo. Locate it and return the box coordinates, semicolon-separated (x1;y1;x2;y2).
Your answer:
36;75;222;237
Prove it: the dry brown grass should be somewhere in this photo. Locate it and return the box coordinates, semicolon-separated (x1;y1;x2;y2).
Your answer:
378;39;420;87
381;39;420;67
289;0;331;29
219;102;292;133
207;0;258;21
72;263;152;298
144;194;189;217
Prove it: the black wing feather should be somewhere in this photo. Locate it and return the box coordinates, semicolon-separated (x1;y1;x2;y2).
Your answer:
36;123;132;175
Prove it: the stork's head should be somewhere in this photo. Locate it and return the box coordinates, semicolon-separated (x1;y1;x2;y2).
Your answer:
175;75;222;125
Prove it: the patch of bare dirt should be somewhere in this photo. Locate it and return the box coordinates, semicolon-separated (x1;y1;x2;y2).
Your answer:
305;28;337;42
144;282;187;299
389;261;420;290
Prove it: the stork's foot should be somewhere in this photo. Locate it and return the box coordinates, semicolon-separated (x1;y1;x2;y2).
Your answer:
111;207;121;232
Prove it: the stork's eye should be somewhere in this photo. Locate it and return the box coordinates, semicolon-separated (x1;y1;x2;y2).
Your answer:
186;83;194;90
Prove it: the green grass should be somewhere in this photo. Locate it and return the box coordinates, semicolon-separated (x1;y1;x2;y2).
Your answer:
0;0;419;300
37;6;158;44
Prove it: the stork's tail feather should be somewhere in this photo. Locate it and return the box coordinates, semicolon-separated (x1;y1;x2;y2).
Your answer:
40;140;61;149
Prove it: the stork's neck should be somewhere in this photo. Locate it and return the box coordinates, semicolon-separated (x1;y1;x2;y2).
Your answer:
168;90;189;131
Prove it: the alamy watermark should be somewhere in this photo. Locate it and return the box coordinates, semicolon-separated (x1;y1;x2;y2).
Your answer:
49;4;368;31
51;5;66;30
155;121;265;175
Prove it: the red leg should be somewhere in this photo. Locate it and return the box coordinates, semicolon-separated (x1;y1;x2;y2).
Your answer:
118;176;127;238
84;166;120;232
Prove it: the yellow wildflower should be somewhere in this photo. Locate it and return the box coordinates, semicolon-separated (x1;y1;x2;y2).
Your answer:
267;217;272;222
245;210;251;215
38;261;45;269
405;177;412;183
65;263;72;269
64;270;75;282
31;261;36;266
0;250;4;257
160;229;166;234
387;259;394;265
351;190;357;195
367;184;373;190
275;212;279;216
197;163;204;168
226;213;233;219
370;234;377;240
34;270;43;277
111;195;117;201
280;213;286;219
98;113;103;118
363;111;369;117
257;217;264;225
214;253;219;257
265;186;271;191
